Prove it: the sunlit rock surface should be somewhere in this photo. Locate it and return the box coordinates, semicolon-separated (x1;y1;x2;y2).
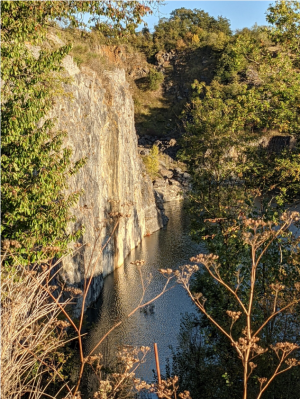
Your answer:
53;57;166;313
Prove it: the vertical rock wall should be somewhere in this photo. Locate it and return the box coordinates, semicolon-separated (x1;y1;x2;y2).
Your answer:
53;56;166;311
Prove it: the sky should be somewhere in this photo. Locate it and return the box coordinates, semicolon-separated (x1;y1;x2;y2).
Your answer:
139;1;276;33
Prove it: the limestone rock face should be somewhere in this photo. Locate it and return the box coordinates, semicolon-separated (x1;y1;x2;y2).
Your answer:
153;179;183;202
52;59;166;312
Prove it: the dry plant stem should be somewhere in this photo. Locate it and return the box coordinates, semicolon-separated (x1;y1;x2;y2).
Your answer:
110;352;148;396
203;263;247;314
73;283;173;398
179;215;300;399
256;354;286;399
254;299;300;338
88;276;174;356
18;342;72;395
243;244;257;399
1;259;73;399
18;261;79;333
243;220;296;399
183;284;239;354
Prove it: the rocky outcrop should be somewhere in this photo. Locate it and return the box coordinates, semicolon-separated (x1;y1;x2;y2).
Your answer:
153;167;191;202
137;135;180;160
51;55;166;313
137;134;191;202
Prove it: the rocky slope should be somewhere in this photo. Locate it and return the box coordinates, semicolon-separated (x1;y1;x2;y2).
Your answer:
51;50;167;313
137;134;191;202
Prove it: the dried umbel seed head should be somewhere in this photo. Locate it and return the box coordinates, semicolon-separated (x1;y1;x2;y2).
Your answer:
243;218;269;229
86;354;102;365
160;268;173;276
254;346;268;355
281;211;300;223
270;283;285;291
249;362;257;369
258;377;268;386
179;391;192;399
193;292;207;305
271;342;300;354
56;320;70;329
193;292;203;301
226;310;242;321
130;259;145;265
234;336;265;354
190;253;219;264
175;265;199;285
134;379;151;391
294;282;300;291
285;358;300;367
2;239;10;250
140;346;150;354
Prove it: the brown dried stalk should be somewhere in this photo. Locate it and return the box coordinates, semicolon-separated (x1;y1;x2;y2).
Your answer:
2;212;176;399
1;259;73;399
170;212;300;399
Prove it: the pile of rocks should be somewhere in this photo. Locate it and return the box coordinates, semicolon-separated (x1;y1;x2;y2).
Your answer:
155;50;177;72
137;135;179;159
153;167;191;203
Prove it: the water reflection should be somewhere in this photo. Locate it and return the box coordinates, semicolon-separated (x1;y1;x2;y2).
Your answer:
85;201;205;381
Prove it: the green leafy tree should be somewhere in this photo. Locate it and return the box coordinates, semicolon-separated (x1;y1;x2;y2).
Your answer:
153;8;231;52
266;0;300;60
174;1;300;397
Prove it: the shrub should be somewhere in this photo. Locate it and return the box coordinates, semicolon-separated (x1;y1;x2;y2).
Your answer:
148;70;164;91
143;145;160;178
1;256;71;399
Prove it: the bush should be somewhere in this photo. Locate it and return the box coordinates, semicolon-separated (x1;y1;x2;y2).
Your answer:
142;145;160;178
148;70;164;91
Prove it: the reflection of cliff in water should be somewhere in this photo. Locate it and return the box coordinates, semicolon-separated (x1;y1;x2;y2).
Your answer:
85;201;205;387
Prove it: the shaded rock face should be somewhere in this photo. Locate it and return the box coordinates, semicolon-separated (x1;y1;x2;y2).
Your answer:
52;58;166;313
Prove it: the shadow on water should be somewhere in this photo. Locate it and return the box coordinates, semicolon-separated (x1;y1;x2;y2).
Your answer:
84;201;205;386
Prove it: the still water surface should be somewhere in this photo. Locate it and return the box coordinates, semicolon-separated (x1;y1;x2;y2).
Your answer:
85;201;205;382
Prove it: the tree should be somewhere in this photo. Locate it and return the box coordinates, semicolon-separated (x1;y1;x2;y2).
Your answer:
1;1;159;263
174;1;300;397
266;0;300;61
152;8;232;52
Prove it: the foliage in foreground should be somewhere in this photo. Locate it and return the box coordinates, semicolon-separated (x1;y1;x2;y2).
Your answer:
169;211;300;399
173;1;300;398
1;233;185;399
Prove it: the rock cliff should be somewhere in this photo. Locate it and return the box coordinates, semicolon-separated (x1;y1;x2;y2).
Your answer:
52;55;166;313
